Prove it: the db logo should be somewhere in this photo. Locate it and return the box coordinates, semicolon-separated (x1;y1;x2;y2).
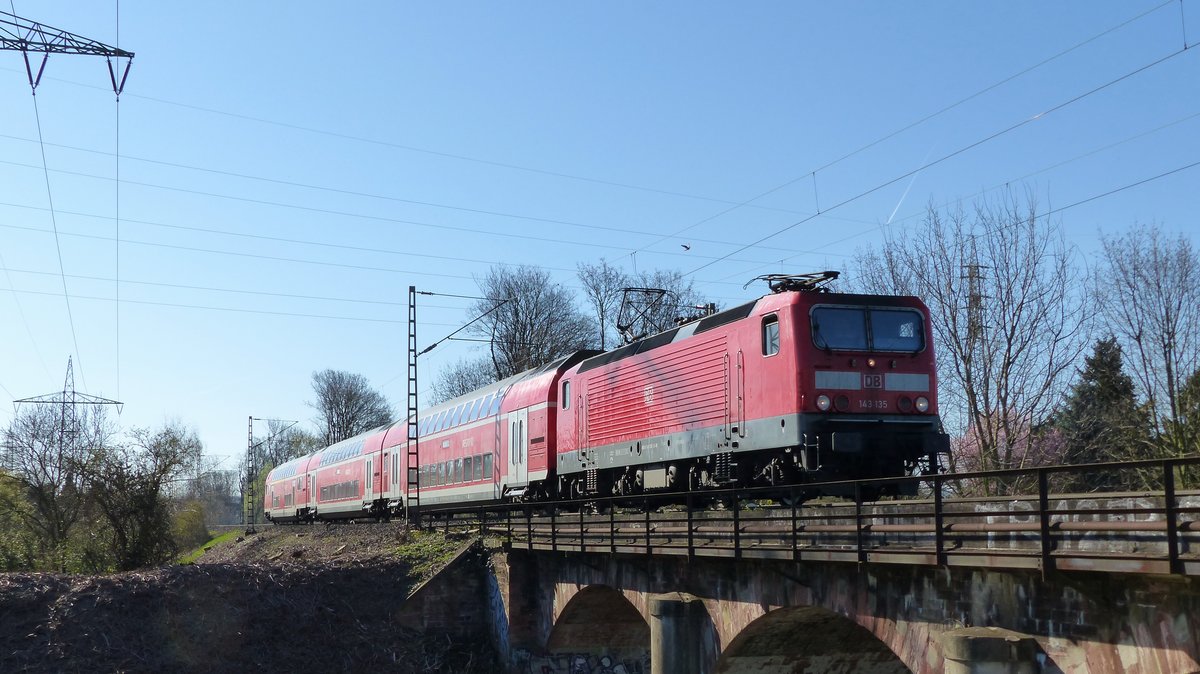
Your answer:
643;384;654;405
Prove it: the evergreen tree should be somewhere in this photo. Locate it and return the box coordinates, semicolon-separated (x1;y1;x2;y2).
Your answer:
1056;337;1150;491
1178;368;1200;457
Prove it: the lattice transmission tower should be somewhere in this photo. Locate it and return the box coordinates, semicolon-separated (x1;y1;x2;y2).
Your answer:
1;10;133;95
6;357;123;471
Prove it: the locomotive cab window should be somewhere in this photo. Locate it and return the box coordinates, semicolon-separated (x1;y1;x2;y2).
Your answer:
562;381;570;409
762;315;780;356
869;308;925;352
811;306;924;353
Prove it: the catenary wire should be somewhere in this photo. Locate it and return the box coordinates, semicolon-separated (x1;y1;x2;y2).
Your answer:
0;266;409;306
717;108;1200;278
0;68;837;218
0;132;881;248
0;285;471;327
0;198;846;293
0;156;851;266
629;0;1176;257
728;157;1200;282
881;108;1200;231
685;43;1195;279
0;221;755;303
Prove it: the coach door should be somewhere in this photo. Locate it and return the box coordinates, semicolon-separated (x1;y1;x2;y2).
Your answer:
508;408;529;486
365;458;373;501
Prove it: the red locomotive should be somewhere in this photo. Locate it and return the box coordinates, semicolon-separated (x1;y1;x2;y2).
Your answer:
264;272;948;522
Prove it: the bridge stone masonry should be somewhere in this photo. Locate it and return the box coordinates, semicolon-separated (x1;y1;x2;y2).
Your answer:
410;467;1200;673
484;544;1200;673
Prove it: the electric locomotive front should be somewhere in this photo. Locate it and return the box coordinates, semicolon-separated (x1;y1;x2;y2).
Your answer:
783;289;949;489
553;272;948;499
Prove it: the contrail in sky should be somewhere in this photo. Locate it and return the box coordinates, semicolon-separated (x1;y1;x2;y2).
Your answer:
886;144;937;226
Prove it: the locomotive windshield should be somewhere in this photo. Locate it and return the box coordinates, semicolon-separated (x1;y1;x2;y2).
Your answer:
811;306;924;353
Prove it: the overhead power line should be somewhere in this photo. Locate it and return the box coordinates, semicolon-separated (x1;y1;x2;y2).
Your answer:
0;220;753;304
687;43;1196;278
0;265;408;306
2;7;136;395
882;109;1200;233
0;285;472;327
0;62;851;219
0;131;882;250
0;156;850;266
721;109;1200;278
732;157;1200;281
632;0;1176;258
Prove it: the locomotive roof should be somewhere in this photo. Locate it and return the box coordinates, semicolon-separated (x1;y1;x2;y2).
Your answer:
574;289;926;375
416;350;599;419
577;297;760;374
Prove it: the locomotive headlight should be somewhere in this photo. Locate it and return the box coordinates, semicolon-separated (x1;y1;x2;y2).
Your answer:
915;396;930;413
816;394;832;411
866;358;876;368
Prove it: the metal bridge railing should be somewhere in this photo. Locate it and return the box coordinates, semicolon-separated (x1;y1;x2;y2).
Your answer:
419;456;1200;577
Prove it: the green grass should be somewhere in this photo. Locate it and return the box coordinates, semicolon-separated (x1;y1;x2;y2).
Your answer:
394;530;461;580
177;529;241;565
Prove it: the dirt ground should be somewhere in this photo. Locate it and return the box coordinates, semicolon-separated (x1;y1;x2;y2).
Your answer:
0;524;501;673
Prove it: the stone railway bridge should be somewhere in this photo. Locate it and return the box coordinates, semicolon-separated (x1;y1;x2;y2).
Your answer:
408;465;1200;673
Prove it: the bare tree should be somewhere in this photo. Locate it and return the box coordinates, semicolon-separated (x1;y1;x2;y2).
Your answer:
179;465;242;526
854;193;1088;493
470;265;593;378
1094;224;1200;456
83;422;203;570
577;258;628;350
431;357;496;404
309;370;394;445
254;420;321;469
0;404;116;570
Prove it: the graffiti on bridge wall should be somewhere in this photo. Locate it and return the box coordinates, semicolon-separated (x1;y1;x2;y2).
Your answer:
514;649;649;674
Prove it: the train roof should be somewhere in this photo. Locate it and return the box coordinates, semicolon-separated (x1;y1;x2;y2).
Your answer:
416;350;598;419
574;288;927;375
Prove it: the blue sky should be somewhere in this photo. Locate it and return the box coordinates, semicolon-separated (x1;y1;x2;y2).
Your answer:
1;1;1197;468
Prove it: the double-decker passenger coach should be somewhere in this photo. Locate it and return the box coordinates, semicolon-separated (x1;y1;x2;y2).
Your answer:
264;272;949;523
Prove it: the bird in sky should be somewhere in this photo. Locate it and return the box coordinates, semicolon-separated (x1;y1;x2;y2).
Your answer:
681;244;691;251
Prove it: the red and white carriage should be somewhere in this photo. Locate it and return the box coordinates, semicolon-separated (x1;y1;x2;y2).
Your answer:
265;274;948;521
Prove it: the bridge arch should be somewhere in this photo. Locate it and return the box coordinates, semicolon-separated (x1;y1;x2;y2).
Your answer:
546;585;650;671
715;605;910;674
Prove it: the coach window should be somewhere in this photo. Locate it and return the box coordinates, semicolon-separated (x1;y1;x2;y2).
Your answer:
762;314;780;356
474;454;484;480
463;456;473;482
483;453;493;480
455;458;463;483
562;381;570;409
